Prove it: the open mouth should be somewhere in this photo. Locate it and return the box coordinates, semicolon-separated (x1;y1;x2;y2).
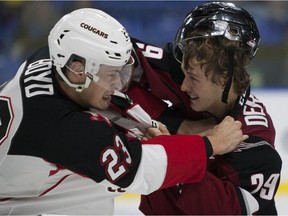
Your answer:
190;95;199;100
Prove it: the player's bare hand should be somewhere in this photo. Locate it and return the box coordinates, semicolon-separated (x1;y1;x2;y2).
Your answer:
144;122;170;139
158;122;170;134
206;116;248;155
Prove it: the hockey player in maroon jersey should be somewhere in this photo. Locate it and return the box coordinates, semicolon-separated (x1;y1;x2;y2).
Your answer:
0;8;248;215
139;2;282;215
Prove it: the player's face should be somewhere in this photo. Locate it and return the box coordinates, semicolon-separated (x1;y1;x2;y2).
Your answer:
81;65;123;110
181;60;225;116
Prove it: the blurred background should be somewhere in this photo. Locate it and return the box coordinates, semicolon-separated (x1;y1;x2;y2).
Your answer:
0;1;287;214
1;1;288;87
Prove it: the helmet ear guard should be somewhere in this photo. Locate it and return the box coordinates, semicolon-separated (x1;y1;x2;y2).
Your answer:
48;8;133;91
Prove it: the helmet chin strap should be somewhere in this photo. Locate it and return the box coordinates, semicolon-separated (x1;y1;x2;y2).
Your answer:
55;65;92;92
221;48;234;104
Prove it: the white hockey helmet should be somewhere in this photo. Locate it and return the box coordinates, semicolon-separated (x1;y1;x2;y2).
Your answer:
48;8;133;91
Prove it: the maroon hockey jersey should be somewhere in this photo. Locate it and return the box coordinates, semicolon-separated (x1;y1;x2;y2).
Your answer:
131;37;282;215
140;91;282;215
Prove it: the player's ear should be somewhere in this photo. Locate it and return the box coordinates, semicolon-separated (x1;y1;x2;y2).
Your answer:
219;75;230;89
69;61;85;75
66;61;86;83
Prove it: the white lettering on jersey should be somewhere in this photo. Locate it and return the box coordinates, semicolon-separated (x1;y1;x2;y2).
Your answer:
243;95;268;127
100;135;131;182
250;173;280;200
136;42;163;59
24;59;54;98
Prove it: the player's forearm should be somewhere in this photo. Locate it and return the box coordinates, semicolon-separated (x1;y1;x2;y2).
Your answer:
125;135;208;194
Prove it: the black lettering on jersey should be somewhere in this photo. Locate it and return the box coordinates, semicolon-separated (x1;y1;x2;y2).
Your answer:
243;95;268;127
0;96;14;145
107;186;126;193
23;59;54;98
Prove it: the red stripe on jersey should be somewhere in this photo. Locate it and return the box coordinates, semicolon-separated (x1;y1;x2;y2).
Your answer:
142;134;207;189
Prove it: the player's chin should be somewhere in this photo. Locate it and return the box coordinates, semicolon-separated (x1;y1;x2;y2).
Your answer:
96;104;108;111
189;100;202;112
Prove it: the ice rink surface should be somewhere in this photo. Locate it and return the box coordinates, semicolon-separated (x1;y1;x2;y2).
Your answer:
114;193;288;215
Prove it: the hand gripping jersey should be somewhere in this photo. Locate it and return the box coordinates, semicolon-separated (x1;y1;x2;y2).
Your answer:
140;89;282;215
0;46;211;215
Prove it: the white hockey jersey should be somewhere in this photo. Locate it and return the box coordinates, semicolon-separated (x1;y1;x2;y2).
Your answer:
0;46;210;215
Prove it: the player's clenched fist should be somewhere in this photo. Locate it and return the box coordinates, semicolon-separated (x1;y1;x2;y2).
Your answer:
206;116;249;156
144;122;170;140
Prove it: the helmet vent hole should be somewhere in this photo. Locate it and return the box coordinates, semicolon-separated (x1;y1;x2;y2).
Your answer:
229;26;240;36
110;40;118;44
57;54;65;58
